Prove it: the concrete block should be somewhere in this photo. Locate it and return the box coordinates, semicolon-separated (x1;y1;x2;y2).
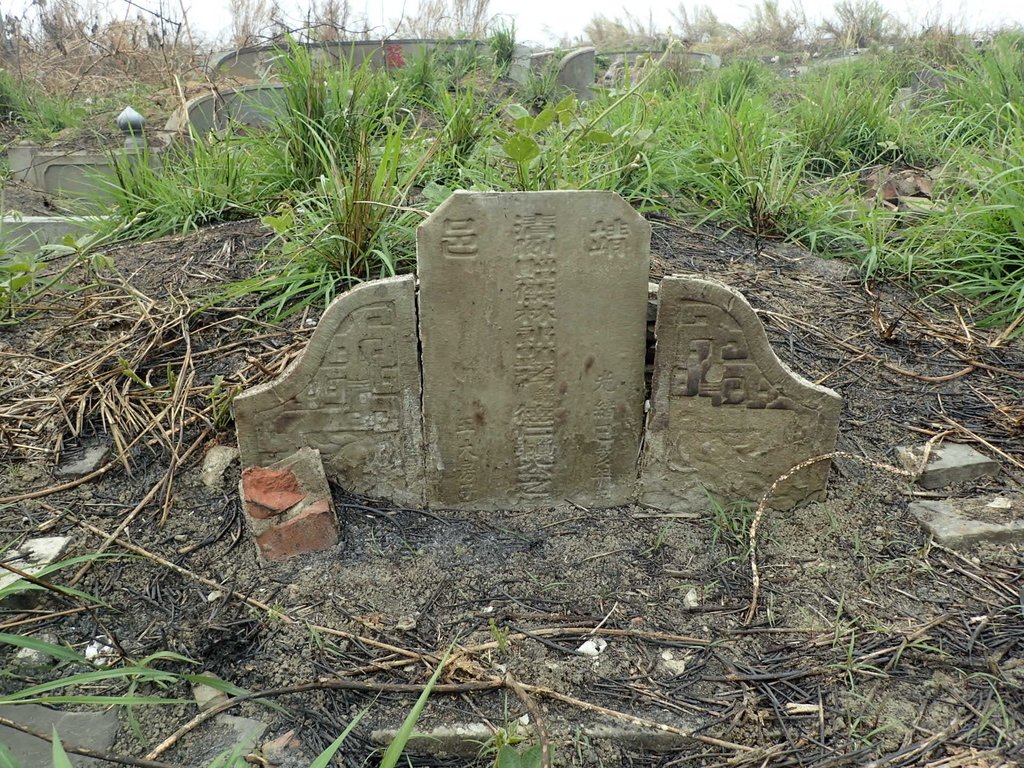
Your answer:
897;443;1000;489
909;496;1024;549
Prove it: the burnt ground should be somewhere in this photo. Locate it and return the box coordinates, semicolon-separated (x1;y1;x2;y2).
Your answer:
1;214;1022;768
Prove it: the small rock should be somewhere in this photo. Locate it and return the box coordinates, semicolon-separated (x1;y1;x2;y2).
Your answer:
896;443;999;489
576;638;607;657
262;729;301;765
659;650;688;676
11;634;58;672
55;444;110;477
683;588;699;609
0;537;72;601
201;446;240;490
192;674;231;712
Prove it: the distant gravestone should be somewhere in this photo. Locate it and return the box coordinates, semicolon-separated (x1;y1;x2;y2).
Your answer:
640;277;841;510
417;191;650;510
557;47;596;101
234;275;424;506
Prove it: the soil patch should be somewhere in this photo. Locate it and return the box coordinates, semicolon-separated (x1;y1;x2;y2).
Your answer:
1;216;1022;767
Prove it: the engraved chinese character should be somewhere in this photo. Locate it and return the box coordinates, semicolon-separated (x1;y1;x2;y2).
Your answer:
442;218;478;258
513;214;556;261
588;218;630;258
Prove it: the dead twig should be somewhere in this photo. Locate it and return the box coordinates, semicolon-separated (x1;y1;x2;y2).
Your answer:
744;433;948;625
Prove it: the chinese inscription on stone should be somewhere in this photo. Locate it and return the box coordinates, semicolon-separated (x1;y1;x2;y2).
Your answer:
418;191;650;509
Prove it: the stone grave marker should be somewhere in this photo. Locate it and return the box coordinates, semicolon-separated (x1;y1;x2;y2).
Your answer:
557;47;597;100
418;190;650;509
641;276;841;510
234;275;424;506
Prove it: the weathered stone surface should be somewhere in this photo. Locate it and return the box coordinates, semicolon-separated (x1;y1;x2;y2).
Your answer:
0;536;71;597
55;444;110;477
200;445;240;489
0;704;118;767
240;447;339;561
896;443;1000;489
557;47;596;100
418;191;650;510
234;275;424;505
909;497;1024;548
188;715;267;767
641;276;841;510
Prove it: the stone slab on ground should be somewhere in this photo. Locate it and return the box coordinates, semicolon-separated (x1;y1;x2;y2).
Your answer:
234;275;424;506
417;190;650;510
0;216;105;255
182;715;267;767
0;536;71;597
896;443;1000;489
369;721;698;757
240;447;339;561
0;704;118;767
641;276;841;510
908;496;1024;548
55;444;110;477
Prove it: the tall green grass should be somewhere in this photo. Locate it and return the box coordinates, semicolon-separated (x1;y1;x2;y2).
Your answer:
91;42;1024;332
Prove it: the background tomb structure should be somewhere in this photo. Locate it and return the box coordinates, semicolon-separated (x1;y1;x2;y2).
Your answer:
640;276;841;511
417;190;650;510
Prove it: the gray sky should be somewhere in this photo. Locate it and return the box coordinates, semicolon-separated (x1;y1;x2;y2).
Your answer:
8;0;1024;47
189;0;1023;45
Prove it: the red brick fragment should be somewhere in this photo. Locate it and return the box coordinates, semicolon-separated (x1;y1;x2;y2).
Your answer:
255;499;337;561
241;466;304;519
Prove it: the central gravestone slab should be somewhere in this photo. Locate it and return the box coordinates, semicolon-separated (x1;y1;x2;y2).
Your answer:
418;191;650;509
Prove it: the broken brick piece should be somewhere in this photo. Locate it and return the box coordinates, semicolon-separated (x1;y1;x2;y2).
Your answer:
241;466;304;519
255;499;337;561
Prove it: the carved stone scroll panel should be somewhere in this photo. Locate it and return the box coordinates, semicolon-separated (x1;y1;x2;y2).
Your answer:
641;276;841;510
234;275;424;506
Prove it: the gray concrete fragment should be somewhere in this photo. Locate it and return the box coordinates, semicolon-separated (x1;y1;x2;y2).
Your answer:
418;191;650;510
10;633;59;672
640;276;841;510
192;674;231;711
189;715;267;766
55;445;110;477
369;723;502;757
0;704;118;767
909;497;1024;549
234;276;424;505
896;443;1000;489
0;536;71;596
200;445;240;489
